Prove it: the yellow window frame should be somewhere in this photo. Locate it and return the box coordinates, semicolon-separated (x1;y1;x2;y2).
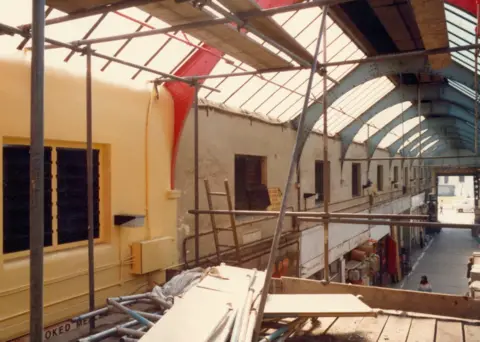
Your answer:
2;137;111;260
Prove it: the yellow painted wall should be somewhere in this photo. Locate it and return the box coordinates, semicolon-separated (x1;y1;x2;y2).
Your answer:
0;58;178;340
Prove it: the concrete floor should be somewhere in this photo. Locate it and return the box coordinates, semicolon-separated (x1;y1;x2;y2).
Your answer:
398;208;478;295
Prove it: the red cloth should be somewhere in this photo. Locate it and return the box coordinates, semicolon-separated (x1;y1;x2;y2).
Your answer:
386;236;397;275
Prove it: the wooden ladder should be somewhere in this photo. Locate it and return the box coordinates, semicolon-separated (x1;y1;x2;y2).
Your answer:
204;179;242;265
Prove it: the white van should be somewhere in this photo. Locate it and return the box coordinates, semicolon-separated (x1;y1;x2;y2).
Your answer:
454;198;475;213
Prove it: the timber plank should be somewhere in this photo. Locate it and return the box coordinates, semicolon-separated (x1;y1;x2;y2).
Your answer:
280;277;480;320
300;317;338;336
355;314;389;341
325;316;365;338
464;324;480;342
436;321;463;342
406;318;436;342
378;316;412;342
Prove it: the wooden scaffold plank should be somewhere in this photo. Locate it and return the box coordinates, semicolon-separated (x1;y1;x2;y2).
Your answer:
378;316;412;342
436;321;464;342
406;318;436;342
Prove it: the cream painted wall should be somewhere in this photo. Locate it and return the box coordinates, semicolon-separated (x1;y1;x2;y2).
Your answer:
174;103;431;266
0;59;177;340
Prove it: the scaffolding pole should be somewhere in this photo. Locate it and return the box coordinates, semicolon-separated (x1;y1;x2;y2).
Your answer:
297;217;480;229
194;83;200;266
322;7;329;282
253;7;329;339
29;0;45;340
85;45;96;331
188;209;428;220
341;155;479;161
185;43;480;81
418;84;422;158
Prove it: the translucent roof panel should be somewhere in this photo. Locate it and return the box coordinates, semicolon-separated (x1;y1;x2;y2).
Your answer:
410;136;433;152
378;117;425;149
445;3;477;74
353;101;412;142
201;6;372;124
0;1;395;130
398;128;428;152
418;139;440;156
314;76;395;135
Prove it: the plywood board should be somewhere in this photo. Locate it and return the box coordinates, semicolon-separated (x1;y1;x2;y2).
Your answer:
280;277;480;320
140;287;232;341
464;324;480;342
410;0;451;70
436;321;464;342
378;316;412;342
264;294;374;318
198;265;266;295
140;0;291;70
406;318;436;342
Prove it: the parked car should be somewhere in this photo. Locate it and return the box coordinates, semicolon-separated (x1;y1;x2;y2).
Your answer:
454;198;474;213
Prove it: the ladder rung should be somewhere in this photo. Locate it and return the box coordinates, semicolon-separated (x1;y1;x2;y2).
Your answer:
209;192;227;196
218;244;235;248
216;227;233;231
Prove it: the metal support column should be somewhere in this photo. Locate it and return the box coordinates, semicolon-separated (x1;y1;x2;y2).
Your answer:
86;45;96;331
322;12;329;281
29;0;46;340
194;83;200;266
253;7;329;339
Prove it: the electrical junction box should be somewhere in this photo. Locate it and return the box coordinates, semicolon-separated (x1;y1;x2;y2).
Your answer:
131;236;176;275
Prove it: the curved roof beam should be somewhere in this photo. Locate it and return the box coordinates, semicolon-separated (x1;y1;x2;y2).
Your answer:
406;131;477;155
367;99;474;157
290;58;479;162
340;81;477;159
389;117;477;156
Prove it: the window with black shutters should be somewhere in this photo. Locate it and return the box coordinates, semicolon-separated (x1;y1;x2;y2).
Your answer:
352;163;361;197
377;165;384;191
234;155;268;211
393;166;399;183
315;161;324;203
3;145;53;254
57;148;100;244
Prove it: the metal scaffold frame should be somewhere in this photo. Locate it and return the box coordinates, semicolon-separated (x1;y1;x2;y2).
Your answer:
3;0;480;340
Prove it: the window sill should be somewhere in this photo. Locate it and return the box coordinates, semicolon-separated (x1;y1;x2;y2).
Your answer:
3;238;106;262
